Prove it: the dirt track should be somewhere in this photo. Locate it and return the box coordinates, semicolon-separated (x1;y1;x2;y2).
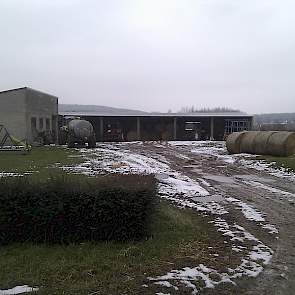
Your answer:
140;142;295;295
69;141;295;294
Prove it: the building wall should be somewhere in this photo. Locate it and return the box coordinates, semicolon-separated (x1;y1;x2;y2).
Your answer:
25;88;58;143
0;87;58;145
0;88;27;141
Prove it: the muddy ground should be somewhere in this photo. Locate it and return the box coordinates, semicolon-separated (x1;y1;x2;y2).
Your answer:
67;141;295;295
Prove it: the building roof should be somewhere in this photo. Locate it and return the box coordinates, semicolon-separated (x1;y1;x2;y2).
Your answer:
60;111;252;118
0;87;58;98
0;87;26;95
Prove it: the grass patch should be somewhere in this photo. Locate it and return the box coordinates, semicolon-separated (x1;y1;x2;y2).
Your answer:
258;155;295;172
0;147;82;180
0;202;231;295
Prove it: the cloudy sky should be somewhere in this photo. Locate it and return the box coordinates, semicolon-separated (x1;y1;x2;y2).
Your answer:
0;0;294;114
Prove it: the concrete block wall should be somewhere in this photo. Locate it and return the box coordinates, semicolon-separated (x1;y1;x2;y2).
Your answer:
0;87;58;144
25;88;58;143
0;88;27;141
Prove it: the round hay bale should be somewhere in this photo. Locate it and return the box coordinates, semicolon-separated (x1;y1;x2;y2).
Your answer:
267;131;295;156
252;131;277;155
226;132;247;154
126;131;138;141
240;131;261;154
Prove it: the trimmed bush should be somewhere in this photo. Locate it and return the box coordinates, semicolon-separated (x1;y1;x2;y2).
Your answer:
0;175;157;245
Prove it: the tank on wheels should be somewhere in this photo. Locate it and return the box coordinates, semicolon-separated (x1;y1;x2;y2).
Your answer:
67;119;96;148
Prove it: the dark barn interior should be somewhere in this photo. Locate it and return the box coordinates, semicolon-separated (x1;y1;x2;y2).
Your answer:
59;112;253;142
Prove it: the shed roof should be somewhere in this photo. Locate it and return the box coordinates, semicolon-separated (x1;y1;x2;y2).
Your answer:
60;111;252;118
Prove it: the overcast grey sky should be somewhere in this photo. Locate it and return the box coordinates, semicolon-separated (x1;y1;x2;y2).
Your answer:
0;0;294;114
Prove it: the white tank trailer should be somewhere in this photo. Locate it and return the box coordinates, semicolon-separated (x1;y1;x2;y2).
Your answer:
67;119;96;148
226;131;295;157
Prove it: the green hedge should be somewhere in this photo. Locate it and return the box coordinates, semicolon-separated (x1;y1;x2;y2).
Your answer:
0;175;157;244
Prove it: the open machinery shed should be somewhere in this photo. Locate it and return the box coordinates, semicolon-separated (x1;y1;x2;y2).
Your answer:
59;111;253;142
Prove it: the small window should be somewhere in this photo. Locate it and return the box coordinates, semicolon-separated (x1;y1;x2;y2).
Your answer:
31;117;37;131
185;122;200;131
46;118;50;130
39;118;44;131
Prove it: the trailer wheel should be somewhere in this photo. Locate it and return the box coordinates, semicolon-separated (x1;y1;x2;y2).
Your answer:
67;136;75;148
88;135;96;148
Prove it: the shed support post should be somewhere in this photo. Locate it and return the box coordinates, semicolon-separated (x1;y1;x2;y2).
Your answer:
210;117;214;140
136;117;141;140
173;117;177;140
249;118;253;131
99;117;104;141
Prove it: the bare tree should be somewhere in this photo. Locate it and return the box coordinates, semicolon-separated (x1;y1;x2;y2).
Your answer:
179;106;241;113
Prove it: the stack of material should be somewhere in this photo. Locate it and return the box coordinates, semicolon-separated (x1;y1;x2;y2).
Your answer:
226;131;295;157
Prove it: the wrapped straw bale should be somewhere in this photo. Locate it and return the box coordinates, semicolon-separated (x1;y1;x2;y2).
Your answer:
226;131;295;156
267;131;295;156
226;131;247;154
252;131;277;155
240;131;260;154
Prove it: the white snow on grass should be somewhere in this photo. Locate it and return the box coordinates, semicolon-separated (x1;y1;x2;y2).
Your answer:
242;180;295;198
154;281;179;290
160;194;229;215
64;146;210;198
239;157;295;181
225;197;279;235
0;172;22;177
169;140;295;182
148;217;273;294
262;224;279;235
149;264;234;295
0;285;39;295
191;147;236;164
0;171;34;178
226;197;265;222
167;141;237;164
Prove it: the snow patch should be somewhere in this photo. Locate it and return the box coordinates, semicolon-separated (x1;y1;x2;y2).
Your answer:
0;285;39;295
64;146;210;198
242;180;295;198
226;197;265;222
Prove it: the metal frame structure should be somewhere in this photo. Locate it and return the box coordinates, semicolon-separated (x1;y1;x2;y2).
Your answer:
0;124;30;153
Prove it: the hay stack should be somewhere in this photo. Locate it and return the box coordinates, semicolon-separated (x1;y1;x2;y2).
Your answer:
226;131;247;154
240;131;261;154
252;131;277;155
267;131;295;156
226;131;295;156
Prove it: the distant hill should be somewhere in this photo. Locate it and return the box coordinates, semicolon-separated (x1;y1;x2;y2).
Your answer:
253;113;295;131
59;104;147;116
254;113;295;124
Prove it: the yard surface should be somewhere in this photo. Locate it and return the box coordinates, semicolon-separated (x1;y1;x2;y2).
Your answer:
258;155;295;172
1;142;295;294
0;147;82;180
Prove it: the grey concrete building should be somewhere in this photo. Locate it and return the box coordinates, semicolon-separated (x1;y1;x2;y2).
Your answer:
0;87;58;144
